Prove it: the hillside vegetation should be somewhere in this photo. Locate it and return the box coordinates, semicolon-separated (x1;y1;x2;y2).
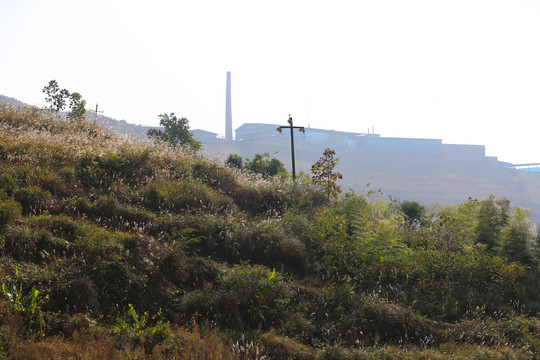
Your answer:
0;105;539;359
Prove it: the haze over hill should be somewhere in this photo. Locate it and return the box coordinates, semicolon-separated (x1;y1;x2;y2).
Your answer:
201;130;540;222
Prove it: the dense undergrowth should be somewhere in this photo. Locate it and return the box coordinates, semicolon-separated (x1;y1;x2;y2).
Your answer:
0;105;539;359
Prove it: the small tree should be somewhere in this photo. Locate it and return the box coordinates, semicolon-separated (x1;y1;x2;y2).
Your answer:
225;153;286;178
43;80;70;113
225;153;243;169
244;153;286;178
68;92;86;122
475;195;510;250
501;207;534;264
400;200;425;225
147;113;201;150
311;148;343;199
42;80;87;122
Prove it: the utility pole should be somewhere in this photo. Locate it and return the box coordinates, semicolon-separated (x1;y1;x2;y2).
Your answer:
89;103;103;124
277;115;305;182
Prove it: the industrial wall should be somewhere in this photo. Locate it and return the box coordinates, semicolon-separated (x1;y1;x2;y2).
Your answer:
442;144;485;163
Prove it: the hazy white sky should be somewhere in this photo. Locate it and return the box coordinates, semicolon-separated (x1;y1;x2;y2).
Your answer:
1;0;540;164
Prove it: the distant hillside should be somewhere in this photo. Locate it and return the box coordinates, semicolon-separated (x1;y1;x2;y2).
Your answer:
4;94;540;221
0;94;158;138
0;94;26;107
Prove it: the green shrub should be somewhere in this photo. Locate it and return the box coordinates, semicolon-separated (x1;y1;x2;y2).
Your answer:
61;196;155;231
31;214;79;242
216;265;291;329
410;249;527;320
0;173;18;196
158;253;219;290
177;290;214;323
14;186;49;215
113;303;171;352
286;183;328;213
143;179;235;213
233;219;306;273
2;225;69;263
0;144;6;161
1;284;47;337
318;345;348;360
0;191;21;231
76;156;113;190
48;267;98;314
165;213;305;271
192;159;239;194
68;226;147;313
178;265;291;330
77;147;154;191
232;182;288;216
310;284;432;346
33;169;74;198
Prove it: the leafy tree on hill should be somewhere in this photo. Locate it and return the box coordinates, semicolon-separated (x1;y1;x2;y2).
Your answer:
475;195;510;250
400;200;425;225
225;153;243;169
311;148;343;199
245;153;286;178
42;80;86;121
225;153;286;178
501;207;535;264
43;80;70;113
147;113;201;151
67;92;86;122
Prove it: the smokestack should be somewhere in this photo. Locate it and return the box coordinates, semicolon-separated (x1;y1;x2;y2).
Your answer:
225;71;232;140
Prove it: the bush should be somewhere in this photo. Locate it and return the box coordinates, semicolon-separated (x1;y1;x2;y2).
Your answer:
2;225;69;263
192;159;239;195
233;219;306;273
48;265;98;314
31;214;79;242
36;169;70;197
143;179;235;214
232;181;288;216
0;173;18;196
14;187;49;215
112;303;171;353
159;253;219;290
309;284;432;346
76;147;153;191
65;226;149;314
180;265;291;330
0;191;21;231
216;265;291;329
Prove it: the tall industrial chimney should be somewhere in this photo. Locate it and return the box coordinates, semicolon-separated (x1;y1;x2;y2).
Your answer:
225;71;232;140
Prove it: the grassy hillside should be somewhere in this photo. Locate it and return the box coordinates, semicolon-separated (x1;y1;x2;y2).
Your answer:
0;105;539;359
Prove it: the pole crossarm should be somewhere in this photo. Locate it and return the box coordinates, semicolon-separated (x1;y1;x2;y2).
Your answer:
276;115;305;182
88;103;104;124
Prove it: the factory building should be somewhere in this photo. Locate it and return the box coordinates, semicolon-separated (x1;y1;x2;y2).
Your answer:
234;123;491;165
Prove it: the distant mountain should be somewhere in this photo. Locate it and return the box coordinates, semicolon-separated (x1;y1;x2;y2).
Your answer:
0;94;158;138
0;94;27;107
